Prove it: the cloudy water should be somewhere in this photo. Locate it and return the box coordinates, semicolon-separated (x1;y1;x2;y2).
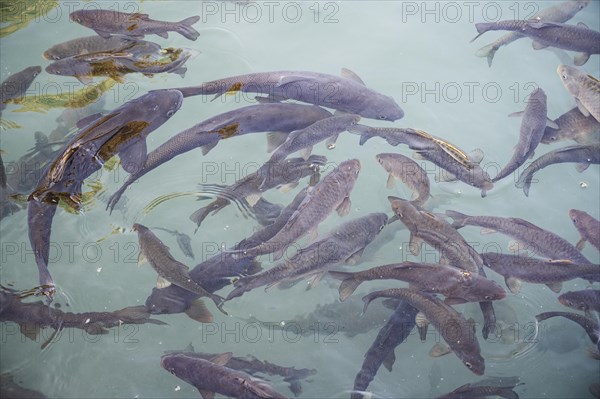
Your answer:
1;1;599;398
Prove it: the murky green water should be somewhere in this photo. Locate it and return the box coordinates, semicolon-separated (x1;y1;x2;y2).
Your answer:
1;1;599;398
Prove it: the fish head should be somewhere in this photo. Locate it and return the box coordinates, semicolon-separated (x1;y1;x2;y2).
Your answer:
387;196;417;222
461;352;485;376
23;66;42;80
333;159;361;187
527;87;547;107
375;153;396;172
557;65;581;95
577;0;590;10
45;58;83;77
568;209;585;229
360;93;404;121
557;292;583;311
132;223;146;233
468;277;507;302
131;89;184;132
160;354;192;378
69;10;97;27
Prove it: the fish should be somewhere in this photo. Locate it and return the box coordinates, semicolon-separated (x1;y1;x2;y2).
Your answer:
171;68;404;121
0;373;48;399
27;90;183;299
557;65;600;123
569;209;600;251
106;103;332;212
266;114;361;162
70;10;201;41
133;223;225;314
515;144;600;196
472;20;600;66
493;88;556;182
43;35;160;60
6;78;117;113
329;261;506;303
190;155;325;227
0;0;59;38
228;159;360;260
446;210;593;264
375;152;431;206
591;384;600;399
362;288;485;375
167;345;316;397
151;227;195;259
558;290;600;314
160;353;289;399
227;212;387;300
436;379;523;399
351;300;418;399
0;66;41;112
541;108;600;145
481;252;600;294
474;0;590;66
251;198;284;227
535;311;600;353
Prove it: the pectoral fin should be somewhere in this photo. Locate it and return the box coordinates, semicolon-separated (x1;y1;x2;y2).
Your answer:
137;252;147;267
508;111;524;118
386;173;396;189
199;390;215;399
480;227;497;235
245;193;261;207
208;352;233;366
468;148;484;164
576;163;590;172
300;146;313;160
93;29;112;39
184;299;214;323
119;139;147;174
545;118;559;129
576;238;586;250
266;131;288;152
200;140;219;156
444;297;468;305
429;342;452;357
278;182;298;193
545;282;563;293
409;233;423;256
575;98;591;117
336;197;351;217
505;276;522;294
382;350;396;372
19;323;41;341
345;248;365;265
532;40;549;50
156;31;169;39
156;276;171;288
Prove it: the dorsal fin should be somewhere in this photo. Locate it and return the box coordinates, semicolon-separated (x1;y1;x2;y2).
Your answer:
340;68;365;85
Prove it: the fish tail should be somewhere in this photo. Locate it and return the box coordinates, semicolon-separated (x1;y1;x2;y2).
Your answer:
226;279;248;301
211;293;228;315
445;209;469;228
189;200;224;228
515;174;532;197
328;271;360;301
175;16;200;41
361;293;377;315
470;23;494;43
475;43;498;67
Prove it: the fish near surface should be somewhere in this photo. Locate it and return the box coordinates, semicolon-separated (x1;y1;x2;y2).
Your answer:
569;209;600;251
493;88;555;183
151;227;195;259
559;290;600;314
362;288;485;375
541;107;600;145
70;9;201;41
106;103;332;212
474;0;590;67
160;353;289;399
481;252;600;294
172;68;404;121
0;373;47;399
230;159;360;260
227;213;388;300
436;380;523;399
535;311;600;352
0;66;41;112
515;144;600;196
557;65;600;123
375;152;431;206
473;20;600;66
43;35;160;60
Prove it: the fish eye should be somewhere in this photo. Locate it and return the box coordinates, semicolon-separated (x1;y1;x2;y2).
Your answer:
378;115;386;120
465;362;473;369
166;109;175;117
562;74;568;80
484;295;492;300
379;224;385;231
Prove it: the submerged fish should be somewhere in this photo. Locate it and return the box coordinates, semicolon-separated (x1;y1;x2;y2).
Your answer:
541;108;600;145
0;66;41;112
227;213;388;300
362;288;485;375
70;10;201;41
481;252;599;294
134;223;225;314
558;290;600;314
330;261;506;304
493;88;555;183
172;68;404;121
436;380;523;399
0;373;47;399
160;353;289;399
473;20;600;66
557;65;600;123
375;153;431;206
535;311;600;352
0;0;59;38
106;103;332;212
43;35;160;60
474;0;590;66
569;209;600;251
446;210;592;264
515;144;600;196
151;227;195;259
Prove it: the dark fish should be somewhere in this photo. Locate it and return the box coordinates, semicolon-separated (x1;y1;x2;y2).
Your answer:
190;155;325;228
43;35;159;60
251;198;283;227
227;212;387;300
0;373;47;399
493;88;555;182
541;107;600;145
133;223;225;314
160;353;289;399
171;68;404;121
376;153;431;206
70;10;200;41
474;0;590;66
535;311;600;352
106;103;332;212
167;345;315;397
152;227;195;259
230;159;360;260
473;20;600;66
26;90;182;298
558;290;600;313
436;380;523;399
330;261;506;303
0;150;6;189
481;252;600;293
0;66;41;112
570;209;600;251
591;383;600;399
362;288;485;375
516;144;600;196
351;300;418;399
557;65;600;122
446;210;592;264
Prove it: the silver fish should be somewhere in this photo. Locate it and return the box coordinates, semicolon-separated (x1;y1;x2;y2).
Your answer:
559;289;600;313
569;209;600;251
557;65;600;123
541;107;600;145
0;66;41;112
376;152;431;206
43;35;160;60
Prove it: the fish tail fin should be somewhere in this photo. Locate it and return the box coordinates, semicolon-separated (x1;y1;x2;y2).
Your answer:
472;23;493;39
328;271;360;301
515;174;532;197
211;294;228;315
445;209;469;228
175;16;201;41
475;43;498;67
226;278;249;301
361;293;377;315
189;199;226;228
106;185;127;214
